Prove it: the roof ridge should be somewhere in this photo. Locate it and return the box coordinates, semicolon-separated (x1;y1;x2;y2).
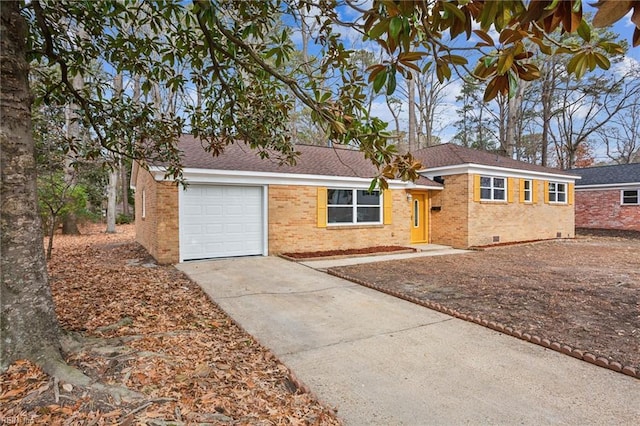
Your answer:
572;162;640;170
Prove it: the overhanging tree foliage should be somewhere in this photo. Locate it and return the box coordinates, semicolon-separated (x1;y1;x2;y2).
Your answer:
1;0;637;382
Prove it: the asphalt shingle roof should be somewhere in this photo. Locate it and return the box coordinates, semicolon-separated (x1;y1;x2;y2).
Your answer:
568;163;640;186
177;134;442;185
176;136;575;184
412;143;575;176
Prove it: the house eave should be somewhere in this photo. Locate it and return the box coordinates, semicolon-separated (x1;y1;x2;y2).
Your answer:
575;182;640;191
149;166;443;190
419;163;579;182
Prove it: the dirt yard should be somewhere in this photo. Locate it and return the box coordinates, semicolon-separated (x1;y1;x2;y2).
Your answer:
329;232;640;373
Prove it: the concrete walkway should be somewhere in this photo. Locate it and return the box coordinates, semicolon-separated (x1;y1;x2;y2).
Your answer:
300;244;470;270
177;256;639;425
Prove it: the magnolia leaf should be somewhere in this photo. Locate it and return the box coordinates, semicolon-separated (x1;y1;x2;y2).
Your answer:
368;20;389;40
555;46;574;54
443;1;466;22
483;76;502;102
389;16;403;40
586;52;597;71
372;68;387;93
593;52;611;69
592;0;633;27
386;70;397;95
330;120;346;134
545;0;562;11
567;8;582;32
496;52;514;75
398;51;429;61
473;29;495;46
577;19;591;42
567;52;587;79
435;62;452;82
398;59;422;73
499;29;522;45
367;64;386;83
442;54;468;65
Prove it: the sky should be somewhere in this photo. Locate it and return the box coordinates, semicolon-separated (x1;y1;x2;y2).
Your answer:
288;3;639;163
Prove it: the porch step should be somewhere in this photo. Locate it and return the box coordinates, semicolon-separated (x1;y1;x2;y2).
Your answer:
410;244;454;252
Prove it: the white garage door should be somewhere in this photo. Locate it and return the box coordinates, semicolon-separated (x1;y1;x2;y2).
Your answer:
180;185;264;260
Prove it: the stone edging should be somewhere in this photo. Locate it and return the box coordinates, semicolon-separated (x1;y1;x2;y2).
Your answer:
327;269;639;380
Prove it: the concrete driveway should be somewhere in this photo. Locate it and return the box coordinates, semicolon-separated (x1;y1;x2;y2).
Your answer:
177;256;639;425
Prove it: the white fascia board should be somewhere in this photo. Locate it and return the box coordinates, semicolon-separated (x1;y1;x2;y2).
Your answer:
419;163;579;183
575;182;640;191
149;166;442;190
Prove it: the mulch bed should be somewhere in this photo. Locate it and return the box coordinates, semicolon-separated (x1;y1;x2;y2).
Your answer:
282;245;416;260
328;232;639;378
1;224;341;425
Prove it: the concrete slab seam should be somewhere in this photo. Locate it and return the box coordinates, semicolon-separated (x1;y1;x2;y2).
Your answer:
216;283;360;300
326;269;640;380
277;317;454;357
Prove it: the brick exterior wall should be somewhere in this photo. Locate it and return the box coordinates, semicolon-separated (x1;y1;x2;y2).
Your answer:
134;171;577;262
268;185;412;254
429;174;574;248
429;174;469;248
134;167;180;264
575;189;640;231
468;178;574;247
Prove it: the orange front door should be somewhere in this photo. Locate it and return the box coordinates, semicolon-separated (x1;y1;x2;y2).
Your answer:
410;193;428;243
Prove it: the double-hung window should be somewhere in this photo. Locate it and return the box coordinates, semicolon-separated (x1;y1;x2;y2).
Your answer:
522;179;532;202
480;176;506;201
327;189;381;224
622;189;639;205
548;182;567;203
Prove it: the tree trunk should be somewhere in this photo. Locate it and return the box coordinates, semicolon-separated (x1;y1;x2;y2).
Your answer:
0;0;65;375
506;84;524;158
61;52;85;235
407;72;416;152
540;61;555;167
47;214;56;260
120;158;129;216
106;168;118;233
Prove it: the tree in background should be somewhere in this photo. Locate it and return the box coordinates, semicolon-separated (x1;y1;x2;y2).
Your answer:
452;77;497;150
598;65;640;164
2;0;638;388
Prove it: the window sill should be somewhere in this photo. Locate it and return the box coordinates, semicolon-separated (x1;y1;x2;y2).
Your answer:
478;200;507;204
327;224;384;230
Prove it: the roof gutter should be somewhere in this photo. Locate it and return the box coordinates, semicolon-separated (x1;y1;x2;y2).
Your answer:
148;166;443;191
419;163;580;182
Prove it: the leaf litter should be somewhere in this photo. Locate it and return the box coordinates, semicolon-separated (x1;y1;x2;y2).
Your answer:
1;224;341;425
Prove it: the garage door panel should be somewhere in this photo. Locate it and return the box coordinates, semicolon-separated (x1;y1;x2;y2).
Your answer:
180;185;264;260
205;205;223;215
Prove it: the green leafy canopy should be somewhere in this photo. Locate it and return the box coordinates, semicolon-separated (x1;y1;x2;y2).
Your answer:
24;0;637;185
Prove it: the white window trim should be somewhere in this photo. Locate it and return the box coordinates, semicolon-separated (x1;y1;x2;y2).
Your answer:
523;179;532;203
480;176;507;201
548;182;567;204
327;188;383;226
621;189;640;205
